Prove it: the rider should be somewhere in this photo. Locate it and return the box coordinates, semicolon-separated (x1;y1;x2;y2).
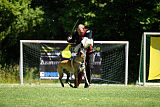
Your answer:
67;24;94;88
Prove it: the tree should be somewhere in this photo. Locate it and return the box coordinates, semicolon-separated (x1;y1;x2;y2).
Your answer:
0;0;160;83
0;0;44;64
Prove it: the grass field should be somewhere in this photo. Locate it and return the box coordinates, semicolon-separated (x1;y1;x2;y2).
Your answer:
0;84;160;107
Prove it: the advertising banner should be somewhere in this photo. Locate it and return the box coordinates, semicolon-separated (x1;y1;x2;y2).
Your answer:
148;37;160;80
39;43;101;79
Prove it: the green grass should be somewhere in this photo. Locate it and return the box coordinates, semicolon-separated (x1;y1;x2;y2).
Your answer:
0;84;160;107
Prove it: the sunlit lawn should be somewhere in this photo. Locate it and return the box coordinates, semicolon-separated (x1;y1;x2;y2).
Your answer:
0;84;160;107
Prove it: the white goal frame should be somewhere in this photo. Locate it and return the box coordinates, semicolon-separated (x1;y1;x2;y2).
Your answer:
139;32;160;86
20;40;129;85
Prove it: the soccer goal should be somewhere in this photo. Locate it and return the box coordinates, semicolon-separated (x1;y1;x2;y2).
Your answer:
139;32;160;85
19;40;129;85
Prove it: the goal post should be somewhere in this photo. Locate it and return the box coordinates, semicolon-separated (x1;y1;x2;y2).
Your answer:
19;40;129;85
139;32;160;85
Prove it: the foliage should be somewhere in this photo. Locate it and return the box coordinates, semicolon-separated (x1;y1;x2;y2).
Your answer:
0;64;40;83
0;0;44;64
0;0;44;40
0;0;160;82
0;64;19;83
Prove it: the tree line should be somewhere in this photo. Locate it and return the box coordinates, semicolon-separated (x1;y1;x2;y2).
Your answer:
0;0;160;82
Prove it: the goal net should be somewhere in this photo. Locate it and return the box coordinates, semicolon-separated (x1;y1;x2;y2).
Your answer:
20;40;129;85
139;32;160;85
